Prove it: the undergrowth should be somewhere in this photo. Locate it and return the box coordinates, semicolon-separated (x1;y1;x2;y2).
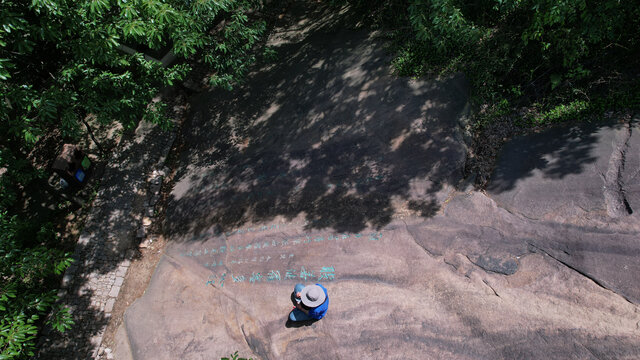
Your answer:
337;0;640;132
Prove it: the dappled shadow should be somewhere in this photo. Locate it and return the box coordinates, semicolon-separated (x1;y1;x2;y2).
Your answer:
36;121;157;358
37;284;111;359
487;120;625;194
166;4;469;238
36;90;183;359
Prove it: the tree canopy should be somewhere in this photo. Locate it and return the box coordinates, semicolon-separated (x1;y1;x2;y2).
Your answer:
1;0;266;358
1;0;265;145
343;0;640;123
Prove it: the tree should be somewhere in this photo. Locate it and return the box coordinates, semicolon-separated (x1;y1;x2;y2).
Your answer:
0;1;267;358
341;0;640;119
1;0;266;147
0;212;74;359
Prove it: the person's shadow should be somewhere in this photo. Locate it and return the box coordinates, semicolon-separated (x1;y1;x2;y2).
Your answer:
285;291;319;328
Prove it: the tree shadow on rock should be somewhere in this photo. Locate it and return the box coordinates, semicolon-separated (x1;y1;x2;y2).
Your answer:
487;120;625;194
165;7;469;239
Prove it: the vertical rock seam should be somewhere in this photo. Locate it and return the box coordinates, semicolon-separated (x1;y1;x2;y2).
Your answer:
603;121;633;217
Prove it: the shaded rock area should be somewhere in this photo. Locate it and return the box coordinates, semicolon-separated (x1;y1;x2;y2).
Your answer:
487;118;638;220
118;4;640;360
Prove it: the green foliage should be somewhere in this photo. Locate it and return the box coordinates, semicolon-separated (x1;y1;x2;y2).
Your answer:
0;1;268;358
407;0;485;55
1;0;267;147
221;351;253;360
0;148;44;209
262;47;278;62
207;8;266;90
0;212;74;359
533;100;589;125
530;83;640;126
341;0;640;126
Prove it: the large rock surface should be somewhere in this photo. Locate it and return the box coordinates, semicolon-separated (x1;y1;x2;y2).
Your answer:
486;118;640;303
119;4;640;359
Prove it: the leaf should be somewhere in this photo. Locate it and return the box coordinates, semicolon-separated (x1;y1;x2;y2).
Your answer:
550;73;562;89
121;6;139;19
89;0;111;14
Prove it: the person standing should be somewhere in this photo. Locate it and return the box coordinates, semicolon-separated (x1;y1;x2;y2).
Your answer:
289;283;329;322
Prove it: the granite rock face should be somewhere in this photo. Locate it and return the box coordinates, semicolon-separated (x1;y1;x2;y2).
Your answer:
119;4;640;360
486;118;640;303
487;119;637;220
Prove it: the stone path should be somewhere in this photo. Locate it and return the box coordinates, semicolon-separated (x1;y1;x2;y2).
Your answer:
36;91;186;359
